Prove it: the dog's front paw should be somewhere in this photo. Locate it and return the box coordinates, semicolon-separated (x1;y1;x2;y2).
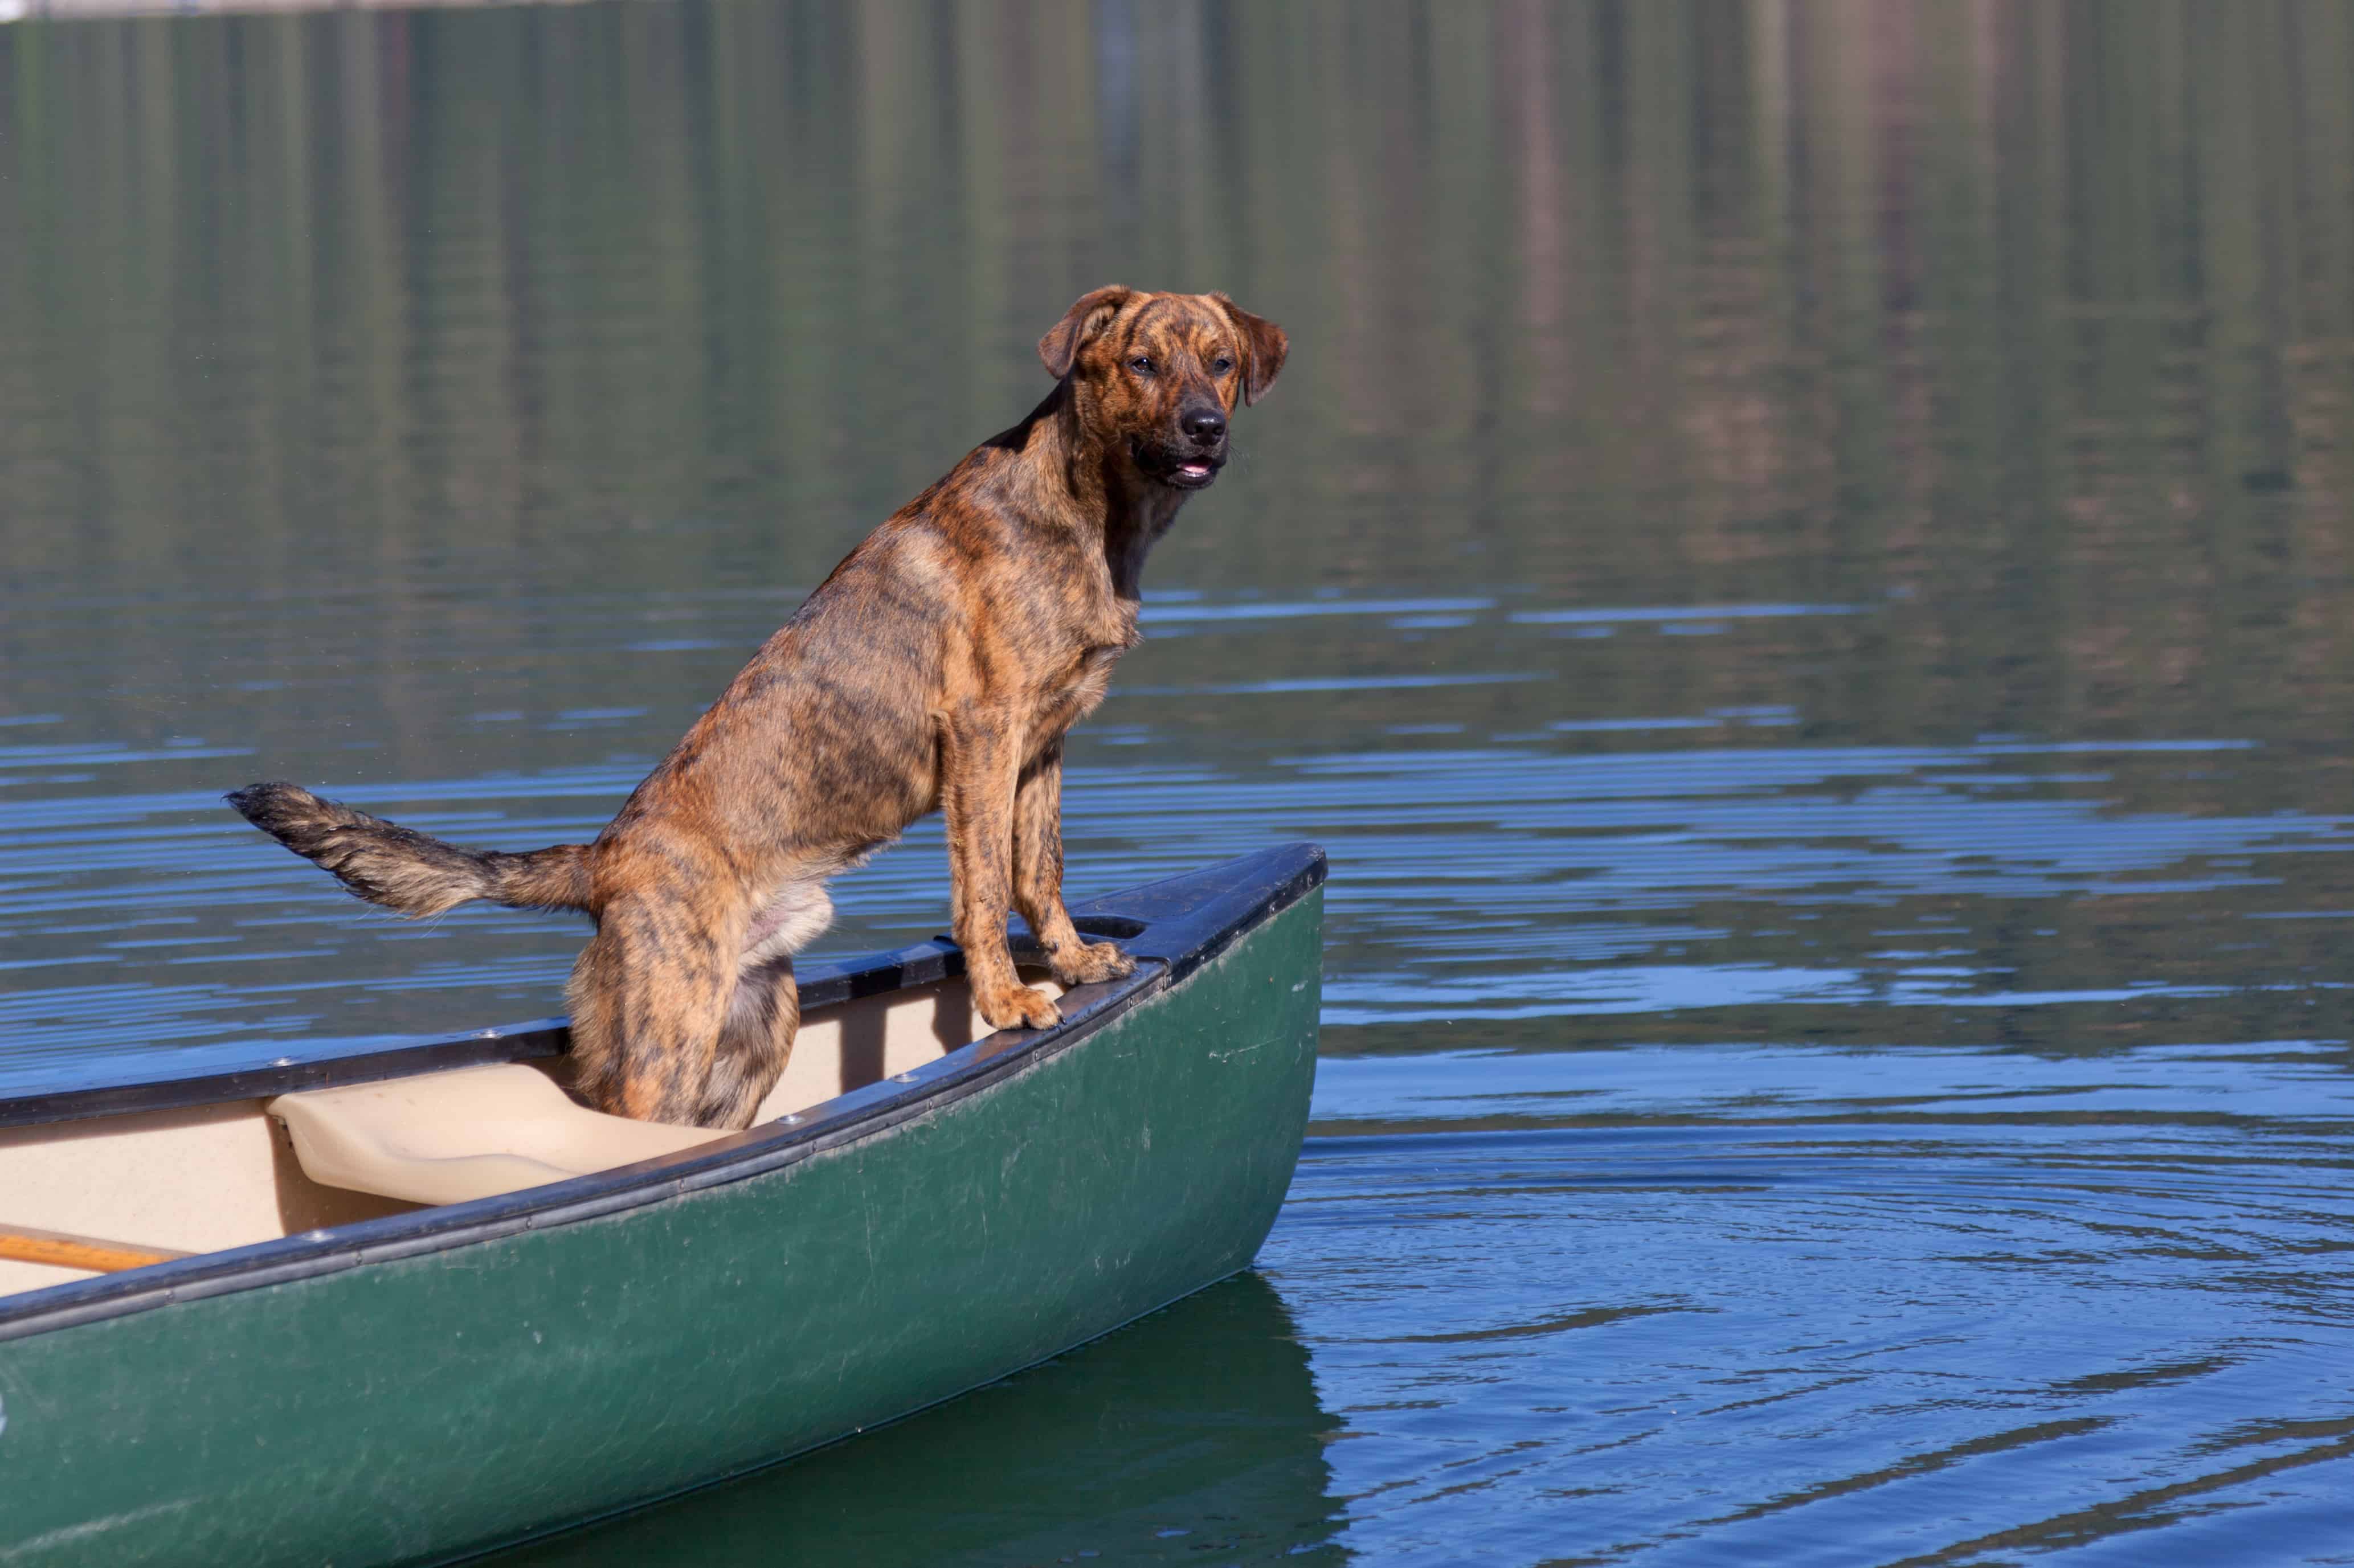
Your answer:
1050;940;1136;986
978;982;1062;1031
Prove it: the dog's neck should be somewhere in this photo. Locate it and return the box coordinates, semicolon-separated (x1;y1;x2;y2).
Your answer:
995;383;1190;610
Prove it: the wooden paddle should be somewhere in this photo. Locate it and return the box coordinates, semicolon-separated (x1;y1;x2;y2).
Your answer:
1;1224;189;1274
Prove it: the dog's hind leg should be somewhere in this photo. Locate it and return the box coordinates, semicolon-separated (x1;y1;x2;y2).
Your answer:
698;956;800;1131
565;895;737;1126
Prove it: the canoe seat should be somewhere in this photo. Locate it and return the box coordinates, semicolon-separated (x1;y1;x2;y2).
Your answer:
268;1065;720;1207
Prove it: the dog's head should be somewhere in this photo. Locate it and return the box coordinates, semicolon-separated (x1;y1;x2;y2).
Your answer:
1039;288;1288;492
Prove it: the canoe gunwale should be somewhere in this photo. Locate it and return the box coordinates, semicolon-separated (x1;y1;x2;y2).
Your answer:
0;843;1326;1344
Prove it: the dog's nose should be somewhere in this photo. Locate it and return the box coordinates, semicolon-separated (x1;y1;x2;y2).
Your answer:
1181;406;1227;444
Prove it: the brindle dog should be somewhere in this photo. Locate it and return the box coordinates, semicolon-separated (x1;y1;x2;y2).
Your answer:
230;286;1286;1130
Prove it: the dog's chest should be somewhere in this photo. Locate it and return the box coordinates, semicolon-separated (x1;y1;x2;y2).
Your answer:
1028;645;1123;735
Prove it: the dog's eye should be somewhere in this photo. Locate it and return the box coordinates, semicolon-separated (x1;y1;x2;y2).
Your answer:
1211;355;1234;375
1128;355;1155;375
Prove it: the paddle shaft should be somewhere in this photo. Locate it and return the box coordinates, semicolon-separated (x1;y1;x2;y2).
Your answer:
1;1225;187;1274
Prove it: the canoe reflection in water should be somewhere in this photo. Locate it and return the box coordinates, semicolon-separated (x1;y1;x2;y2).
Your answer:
505;1273;1344;1567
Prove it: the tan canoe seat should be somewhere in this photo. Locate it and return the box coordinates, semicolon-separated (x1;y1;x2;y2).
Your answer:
268;1065;721;1208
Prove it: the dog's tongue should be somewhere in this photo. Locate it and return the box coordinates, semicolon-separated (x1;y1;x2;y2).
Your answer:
1178;461;1211;480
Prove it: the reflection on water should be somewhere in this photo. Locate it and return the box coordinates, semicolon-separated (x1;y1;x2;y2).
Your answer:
6;0;2354;1561
503;1275;1344;1567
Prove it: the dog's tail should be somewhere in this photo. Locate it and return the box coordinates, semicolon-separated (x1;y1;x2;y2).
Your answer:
226;782;593;918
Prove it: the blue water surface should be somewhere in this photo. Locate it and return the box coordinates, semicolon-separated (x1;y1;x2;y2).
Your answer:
6;2;2354;1562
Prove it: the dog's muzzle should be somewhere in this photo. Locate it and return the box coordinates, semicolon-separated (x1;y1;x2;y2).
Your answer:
1140;435;1227;490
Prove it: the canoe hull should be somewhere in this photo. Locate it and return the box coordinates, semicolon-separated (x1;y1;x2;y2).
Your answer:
0;886;1322;1566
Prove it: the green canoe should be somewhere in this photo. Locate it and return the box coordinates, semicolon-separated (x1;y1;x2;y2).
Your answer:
0;844;1326;1566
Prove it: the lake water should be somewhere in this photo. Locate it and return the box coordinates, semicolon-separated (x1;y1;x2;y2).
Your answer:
6;2;2354;1561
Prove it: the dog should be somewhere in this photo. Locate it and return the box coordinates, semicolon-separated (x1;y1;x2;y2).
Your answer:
230;286;1286;1131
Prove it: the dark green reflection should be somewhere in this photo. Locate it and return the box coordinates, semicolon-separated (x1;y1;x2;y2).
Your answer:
497;1273;1344;1567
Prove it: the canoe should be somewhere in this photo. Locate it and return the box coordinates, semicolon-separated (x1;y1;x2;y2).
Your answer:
0;843;1326;1566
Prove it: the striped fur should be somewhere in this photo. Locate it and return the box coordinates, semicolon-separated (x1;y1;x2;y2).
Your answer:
230;289;1286;1129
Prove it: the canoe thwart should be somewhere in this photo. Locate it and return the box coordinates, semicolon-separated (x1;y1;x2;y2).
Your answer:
268;1064;720;1207
0;1224;191;1275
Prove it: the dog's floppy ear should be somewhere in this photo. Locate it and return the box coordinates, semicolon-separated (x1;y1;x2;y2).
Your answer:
1211;293;1288;405
1039;286;1136;379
